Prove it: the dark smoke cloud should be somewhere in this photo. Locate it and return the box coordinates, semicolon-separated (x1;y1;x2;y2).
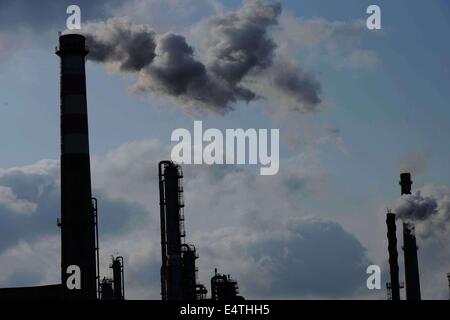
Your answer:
394;185;450;238
83;18;156;72
205;0;280;90
268;60;322;110
78;0;321;114
133;32;244;114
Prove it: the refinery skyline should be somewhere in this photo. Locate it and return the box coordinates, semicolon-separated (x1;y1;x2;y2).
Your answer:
0;0;449;300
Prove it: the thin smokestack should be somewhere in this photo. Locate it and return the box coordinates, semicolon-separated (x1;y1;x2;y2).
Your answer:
447;273;450;300
400;172;421;300
386;210;400;300
56;34;97;300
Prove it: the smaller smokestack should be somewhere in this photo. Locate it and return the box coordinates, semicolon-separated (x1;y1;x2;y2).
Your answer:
399;173;421;300
386;210;401;300
403;222;421;300
447;273;450;300
399;173;412;195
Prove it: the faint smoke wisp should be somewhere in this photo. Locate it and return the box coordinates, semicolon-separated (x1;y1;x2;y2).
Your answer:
77;0;321;114
397;151;429;175
394;185;450;238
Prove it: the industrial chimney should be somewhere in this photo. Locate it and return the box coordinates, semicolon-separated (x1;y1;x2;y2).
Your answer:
400;173;421;300
56;34;97;300
386;209;401;300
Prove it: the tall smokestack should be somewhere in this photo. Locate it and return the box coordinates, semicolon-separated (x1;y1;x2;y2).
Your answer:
56;34;97;299
386;210;401;300
400;173;421;300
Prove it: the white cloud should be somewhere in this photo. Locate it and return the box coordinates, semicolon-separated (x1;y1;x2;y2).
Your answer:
110;0;224;33
0;186;37;214
275;14;381;70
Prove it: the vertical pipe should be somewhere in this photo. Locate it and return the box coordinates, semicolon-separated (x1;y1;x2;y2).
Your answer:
92;197;100;298
159;161;169;300
400;173;421;300
386;211;400;300
447;273;450;300
56;34;97;300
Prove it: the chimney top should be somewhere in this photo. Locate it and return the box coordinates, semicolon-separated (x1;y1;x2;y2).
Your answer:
56;33;88;56
399;172;412;195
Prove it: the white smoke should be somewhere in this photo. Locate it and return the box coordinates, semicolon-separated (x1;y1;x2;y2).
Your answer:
394;185;450;239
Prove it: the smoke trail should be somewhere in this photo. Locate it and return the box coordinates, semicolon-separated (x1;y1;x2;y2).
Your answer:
77;0;321;114
397;151;429;175
205;0;281;92
82;18;156;72
394;185;450;238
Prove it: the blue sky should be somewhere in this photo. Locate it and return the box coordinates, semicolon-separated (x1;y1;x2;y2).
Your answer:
1;1;449;184
0;0;449;299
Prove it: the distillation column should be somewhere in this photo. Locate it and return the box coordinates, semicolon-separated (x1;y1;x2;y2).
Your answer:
159;161;185;300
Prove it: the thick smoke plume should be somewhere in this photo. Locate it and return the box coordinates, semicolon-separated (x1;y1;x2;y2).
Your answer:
394;185;450;238
83;18;156;72
78;0;321;114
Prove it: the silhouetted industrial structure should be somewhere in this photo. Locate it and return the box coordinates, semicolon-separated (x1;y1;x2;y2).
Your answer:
158;161;243;301
400;173;421;300
100;256;125;300
56;34;98;300
100;278;114;300
447;273;450;300
112;256;125;300
0;34;112;300
211;269;244;300
6;31;448;302
386;209;401;300
159;161;208;300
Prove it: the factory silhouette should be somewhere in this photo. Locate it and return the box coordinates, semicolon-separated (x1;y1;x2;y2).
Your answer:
386;173;421;300
0;34;447;300
0;34;242;301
